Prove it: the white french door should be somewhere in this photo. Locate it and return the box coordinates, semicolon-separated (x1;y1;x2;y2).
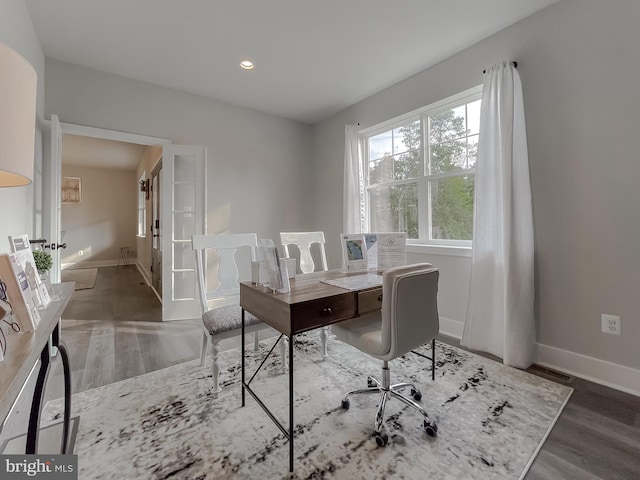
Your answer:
43;119;205;322
161;144;206;321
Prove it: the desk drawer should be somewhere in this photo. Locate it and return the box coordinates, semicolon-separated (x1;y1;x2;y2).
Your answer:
358;288;383;315
292;294;356;333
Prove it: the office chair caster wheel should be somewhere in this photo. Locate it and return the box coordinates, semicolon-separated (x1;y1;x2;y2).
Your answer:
374;432;388;447
411;388;422;401
341;398;350;410
424;419;438;437
367;377;376;388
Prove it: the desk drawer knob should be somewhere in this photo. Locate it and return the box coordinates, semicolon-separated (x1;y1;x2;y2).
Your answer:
322;307;333;315
378;294;383;302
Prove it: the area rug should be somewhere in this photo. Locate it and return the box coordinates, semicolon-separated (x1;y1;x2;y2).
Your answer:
61;268;98;290
42;336;572;480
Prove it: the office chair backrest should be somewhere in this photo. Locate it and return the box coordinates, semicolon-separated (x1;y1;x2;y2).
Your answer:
192;233;258;312
381;263;440;358
279;231;328;274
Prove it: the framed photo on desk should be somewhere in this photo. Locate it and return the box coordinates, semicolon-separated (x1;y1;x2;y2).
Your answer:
340;233;368;273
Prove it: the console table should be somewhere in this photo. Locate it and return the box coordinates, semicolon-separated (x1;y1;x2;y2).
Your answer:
0;282;74;453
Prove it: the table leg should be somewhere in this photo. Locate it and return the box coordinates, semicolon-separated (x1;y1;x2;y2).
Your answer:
289;334;294;472
26;344;51;453
432;339;436;381
58;342;72;454
242;309;246;407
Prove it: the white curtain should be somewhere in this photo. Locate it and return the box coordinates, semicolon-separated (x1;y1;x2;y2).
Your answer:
461;61;535;369
343;124;365;233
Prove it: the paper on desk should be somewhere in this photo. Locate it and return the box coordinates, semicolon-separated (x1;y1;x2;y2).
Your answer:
321;273;383;291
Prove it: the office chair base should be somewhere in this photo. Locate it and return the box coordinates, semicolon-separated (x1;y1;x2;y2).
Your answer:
374;431;389;447
424;419;438;437
340;363;437;444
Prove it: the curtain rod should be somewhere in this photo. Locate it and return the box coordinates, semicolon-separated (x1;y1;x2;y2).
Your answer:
483;61;518;74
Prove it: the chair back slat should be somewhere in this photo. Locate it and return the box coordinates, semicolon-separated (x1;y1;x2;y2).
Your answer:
217;249;240;293
280;231;328;273
192;233;258;312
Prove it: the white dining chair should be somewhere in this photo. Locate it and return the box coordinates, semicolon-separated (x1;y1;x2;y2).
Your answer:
193;233;282;395
279;231;331;359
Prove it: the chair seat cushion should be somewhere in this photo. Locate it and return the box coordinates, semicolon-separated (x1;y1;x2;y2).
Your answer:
332;312;388;358
203;305;261;335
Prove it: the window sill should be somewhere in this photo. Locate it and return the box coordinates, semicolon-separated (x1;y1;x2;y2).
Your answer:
406;243;472;258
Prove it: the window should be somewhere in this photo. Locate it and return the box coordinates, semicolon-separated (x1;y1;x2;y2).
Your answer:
362;86;481;246
138;173;146;237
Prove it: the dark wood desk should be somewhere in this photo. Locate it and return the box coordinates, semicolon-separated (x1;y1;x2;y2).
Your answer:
239;271;382;472
0;282;75;453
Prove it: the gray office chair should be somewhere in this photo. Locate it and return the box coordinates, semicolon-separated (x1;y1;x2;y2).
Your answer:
333;263;440;446
193;233;280;395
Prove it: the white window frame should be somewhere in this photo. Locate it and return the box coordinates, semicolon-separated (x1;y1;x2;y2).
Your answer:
360;85;482;252
137;172;146;237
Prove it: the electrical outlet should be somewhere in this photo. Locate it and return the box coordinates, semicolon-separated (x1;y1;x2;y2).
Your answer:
601;314;621;335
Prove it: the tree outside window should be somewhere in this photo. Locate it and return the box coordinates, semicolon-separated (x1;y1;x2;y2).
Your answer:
363;87;481;245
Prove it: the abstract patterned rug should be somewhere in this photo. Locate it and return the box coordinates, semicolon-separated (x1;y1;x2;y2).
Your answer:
43;336;572;480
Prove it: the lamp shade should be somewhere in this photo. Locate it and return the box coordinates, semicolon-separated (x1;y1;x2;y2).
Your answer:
0;43;37;186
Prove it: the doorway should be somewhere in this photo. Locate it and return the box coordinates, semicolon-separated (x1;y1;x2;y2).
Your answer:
60;134;146;271
45;120;207;321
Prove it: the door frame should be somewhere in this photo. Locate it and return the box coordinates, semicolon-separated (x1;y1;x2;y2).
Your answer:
150;159;162;297
46;120;170;283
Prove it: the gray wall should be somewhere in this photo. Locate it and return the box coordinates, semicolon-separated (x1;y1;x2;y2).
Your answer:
0;0;45;247
61;165;137;268
44;59;315;244
313;0;640;375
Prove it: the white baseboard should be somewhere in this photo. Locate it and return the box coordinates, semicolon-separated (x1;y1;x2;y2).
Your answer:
437;317;639;396
136;262;151;286
535;343;640;397
439;316;464;339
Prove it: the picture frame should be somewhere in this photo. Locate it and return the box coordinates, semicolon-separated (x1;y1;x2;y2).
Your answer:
340;233;368;273
62;176;81;204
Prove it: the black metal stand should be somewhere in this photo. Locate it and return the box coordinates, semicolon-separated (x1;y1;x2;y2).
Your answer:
412;338;437;380
241;309;295;472
25;322;72;454
58;343;72;454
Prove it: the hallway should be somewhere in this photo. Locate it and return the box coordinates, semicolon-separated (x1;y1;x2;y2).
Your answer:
56;266;201;395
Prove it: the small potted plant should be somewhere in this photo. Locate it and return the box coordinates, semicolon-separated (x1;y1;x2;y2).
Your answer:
32;250;58;301
33;250;53;275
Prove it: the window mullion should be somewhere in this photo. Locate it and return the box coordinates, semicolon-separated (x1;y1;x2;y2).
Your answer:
421;113;429;242
418;176;428;243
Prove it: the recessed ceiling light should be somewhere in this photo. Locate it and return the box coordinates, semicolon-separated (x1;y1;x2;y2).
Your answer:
240;60;254;70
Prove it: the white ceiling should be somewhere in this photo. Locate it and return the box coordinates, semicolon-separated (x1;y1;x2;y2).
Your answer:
62;134;146;170
26;0;558;125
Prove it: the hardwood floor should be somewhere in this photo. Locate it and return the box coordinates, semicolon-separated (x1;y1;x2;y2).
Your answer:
8;265;639;478
447;335;640;480
53;265;202;397
51;265;268;397
526;376;640;479
62;265;163;323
